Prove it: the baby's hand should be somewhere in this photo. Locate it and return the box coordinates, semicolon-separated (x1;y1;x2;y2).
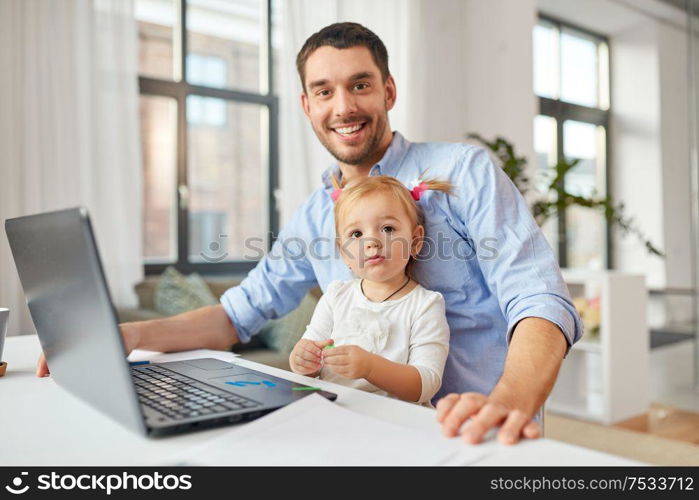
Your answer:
290;339;333;375
322;345;374;379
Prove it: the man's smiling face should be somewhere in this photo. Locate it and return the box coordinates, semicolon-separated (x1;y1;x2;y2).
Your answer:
300;45;396;167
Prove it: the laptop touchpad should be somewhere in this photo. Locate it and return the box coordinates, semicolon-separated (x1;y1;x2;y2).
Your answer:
183;358;236;370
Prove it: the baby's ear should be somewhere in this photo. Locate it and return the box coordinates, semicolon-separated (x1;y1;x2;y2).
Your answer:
412;225;425;255
337;237;353;266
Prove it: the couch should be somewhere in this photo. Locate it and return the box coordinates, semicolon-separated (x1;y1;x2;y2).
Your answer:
117;275;321;370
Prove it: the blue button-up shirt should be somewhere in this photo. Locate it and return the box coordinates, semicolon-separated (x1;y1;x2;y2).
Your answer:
221;132;582;403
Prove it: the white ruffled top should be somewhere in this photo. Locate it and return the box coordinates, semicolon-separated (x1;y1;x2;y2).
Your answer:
301;279;450;404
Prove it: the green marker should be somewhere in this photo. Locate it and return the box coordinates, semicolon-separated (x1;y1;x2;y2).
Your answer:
292;386;321;391
322;345;334;350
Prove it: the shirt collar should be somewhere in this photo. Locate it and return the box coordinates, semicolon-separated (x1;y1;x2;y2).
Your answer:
321;131;411;189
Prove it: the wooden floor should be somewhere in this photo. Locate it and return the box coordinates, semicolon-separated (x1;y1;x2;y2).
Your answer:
614;403;699;445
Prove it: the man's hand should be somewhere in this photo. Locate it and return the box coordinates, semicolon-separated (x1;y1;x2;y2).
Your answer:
289;338;334;376
36;322;142;377
322;344;373;379
435;390;541;446
435;317;566;445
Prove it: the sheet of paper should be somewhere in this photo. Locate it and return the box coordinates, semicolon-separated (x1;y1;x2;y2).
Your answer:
128;348;239;364
172;394;488;466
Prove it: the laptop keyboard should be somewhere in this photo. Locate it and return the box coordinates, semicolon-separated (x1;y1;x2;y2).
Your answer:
131;364;261;421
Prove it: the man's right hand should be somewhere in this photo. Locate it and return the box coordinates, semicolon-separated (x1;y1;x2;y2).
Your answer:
36;323;142;377
289;338;334;376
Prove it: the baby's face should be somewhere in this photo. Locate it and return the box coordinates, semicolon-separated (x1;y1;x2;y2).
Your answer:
337;191;423;283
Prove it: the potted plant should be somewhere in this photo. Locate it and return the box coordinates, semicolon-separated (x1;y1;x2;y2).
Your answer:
468;133;663;258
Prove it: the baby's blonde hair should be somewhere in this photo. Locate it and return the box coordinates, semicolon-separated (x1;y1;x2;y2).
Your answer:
331;175;453;276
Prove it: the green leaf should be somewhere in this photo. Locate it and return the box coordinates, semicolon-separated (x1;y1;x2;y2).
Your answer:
465;132;664;259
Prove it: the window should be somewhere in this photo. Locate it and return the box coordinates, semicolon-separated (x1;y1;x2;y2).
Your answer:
533;16;610;269
136;0;279;274
187;53;227;88
187;95;228;127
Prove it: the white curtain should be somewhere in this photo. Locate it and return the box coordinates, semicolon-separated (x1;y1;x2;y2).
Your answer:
277;0;418;224
0;0;143;336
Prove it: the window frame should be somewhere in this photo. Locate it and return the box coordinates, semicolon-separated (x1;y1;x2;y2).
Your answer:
139;0;279;275
536;13;612;269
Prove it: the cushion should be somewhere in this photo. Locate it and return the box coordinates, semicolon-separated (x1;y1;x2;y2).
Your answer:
255;292;319;354
154;267;218;316
134;277;160;310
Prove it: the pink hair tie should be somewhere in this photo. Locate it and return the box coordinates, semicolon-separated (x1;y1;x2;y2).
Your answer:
331;188;342;202
411;181;428;201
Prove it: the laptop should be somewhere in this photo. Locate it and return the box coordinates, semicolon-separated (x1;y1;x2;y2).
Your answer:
5;207;336;437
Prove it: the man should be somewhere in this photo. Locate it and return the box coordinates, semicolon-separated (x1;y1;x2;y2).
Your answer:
38;22;581;446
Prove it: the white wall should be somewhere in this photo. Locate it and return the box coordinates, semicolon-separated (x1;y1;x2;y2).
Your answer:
404;0;537;163
460;0;537;166
657;21;692;289
540;0;692;290
610;22;667;288
398;0;469;143
611;17;692;290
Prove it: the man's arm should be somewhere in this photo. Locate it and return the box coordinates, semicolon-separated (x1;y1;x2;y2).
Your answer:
37;191;325;377
128;304;238;352
435;146;581;444
37;305;238;377
437;317;566;444
217;195;321;345
135;195;320;352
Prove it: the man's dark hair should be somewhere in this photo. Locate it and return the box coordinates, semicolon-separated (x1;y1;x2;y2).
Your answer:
296;22;390;92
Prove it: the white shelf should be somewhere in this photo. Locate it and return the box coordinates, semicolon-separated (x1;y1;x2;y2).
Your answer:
547;271;649;425
546;401;605;424
571;339;602;353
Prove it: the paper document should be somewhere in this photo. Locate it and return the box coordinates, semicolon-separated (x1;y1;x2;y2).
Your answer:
173;394;487;466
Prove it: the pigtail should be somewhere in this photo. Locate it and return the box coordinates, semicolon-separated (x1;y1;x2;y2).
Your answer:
421;179;454;195
409;178;454;200
330;174;349;202
330;173;344;191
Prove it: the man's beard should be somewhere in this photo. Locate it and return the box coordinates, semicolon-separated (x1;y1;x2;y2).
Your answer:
315;113;388;166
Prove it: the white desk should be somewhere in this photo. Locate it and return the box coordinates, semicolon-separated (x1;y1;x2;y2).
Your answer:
1;335;642;466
